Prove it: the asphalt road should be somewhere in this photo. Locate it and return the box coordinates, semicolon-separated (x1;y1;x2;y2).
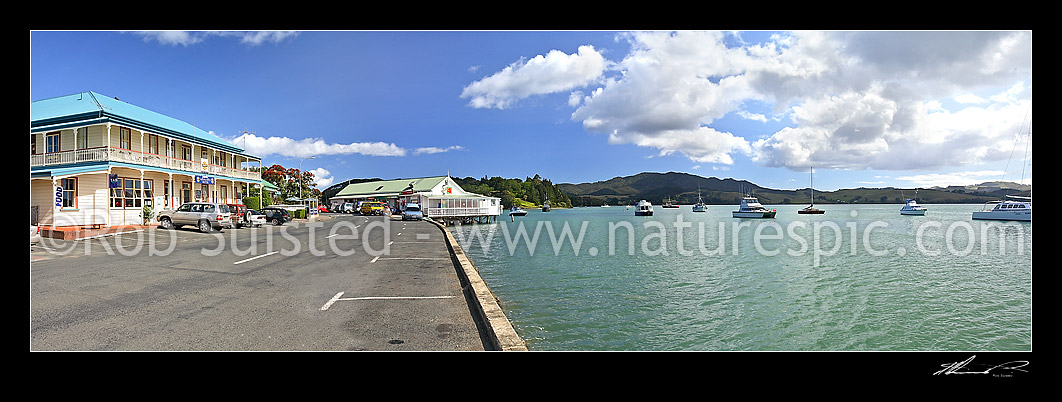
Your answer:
29;214;491;351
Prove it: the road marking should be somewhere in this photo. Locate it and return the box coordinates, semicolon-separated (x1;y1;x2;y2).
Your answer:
388;241;393;246
325;233;339;238
320;291;454;311
416;234;430;240
233;251;279;265
376;257;449;260
371;256;380;263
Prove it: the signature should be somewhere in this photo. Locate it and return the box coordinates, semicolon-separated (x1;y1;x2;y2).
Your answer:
934;355;1029;376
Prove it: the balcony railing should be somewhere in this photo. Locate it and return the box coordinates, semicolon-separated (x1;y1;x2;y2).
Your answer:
30;147;261;181
426;207;500;217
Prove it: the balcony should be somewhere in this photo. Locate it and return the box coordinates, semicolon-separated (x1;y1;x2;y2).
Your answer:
30;146;261;181
426;207;500;217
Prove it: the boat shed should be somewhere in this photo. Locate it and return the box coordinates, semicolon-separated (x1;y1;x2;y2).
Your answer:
331;175;501;223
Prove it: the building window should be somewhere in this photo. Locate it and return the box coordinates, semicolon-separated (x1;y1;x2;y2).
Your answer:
46;132;60;153
182;145;192;161
182;182;192;204
31;134;37;155
148;134;159;154
119;127;132;150
61;178;77;208
220;185;227;202
111;178;152;208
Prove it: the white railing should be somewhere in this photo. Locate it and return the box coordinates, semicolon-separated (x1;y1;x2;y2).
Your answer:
30;147;261;180
426;207;499;217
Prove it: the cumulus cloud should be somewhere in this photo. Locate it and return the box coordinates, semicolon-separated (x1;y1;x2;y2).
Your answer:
467;30;1033;172
228;132;463;159
460;45;608;109
309;167;334;189
132;31;298;46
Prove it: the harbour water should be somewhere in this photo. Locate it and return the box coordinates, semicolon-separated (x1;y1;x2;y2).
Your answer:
448;204;1032;351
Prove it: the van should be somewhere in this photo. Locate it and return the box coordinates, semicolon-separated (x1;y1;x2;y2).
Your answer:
360;202;385;215
402;203;423;220
342;202;355;213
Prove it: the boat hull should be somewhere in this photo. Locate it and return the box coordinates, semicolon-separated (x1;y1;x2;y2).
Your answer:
733;211;776;218
899;210;926;216
797;209;824;214
972;211;1031;221
635;211;654;216
692;205;707;212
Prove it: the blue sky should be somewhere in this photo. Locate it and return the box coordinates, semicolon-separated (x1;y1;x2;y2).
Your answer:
30;30;1032;192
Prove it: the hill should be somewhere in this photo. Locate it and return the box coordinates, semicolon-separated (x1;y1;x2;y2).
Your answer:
558;172;1024;206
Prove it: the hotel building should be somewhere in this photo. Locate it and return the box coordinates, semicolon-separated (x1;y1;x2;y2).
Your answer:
30;92;263;232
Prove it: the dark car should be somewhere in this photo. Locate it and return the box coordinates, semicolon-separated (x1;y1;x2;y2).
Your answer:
261;207;292;225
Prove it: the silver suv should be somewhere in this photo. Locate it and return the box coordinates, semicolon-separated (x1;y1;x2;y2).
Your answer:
157;202;234;232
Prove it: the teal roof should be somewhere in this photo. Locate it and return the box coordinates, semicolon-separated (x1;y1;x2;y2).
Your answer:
30;91;254;158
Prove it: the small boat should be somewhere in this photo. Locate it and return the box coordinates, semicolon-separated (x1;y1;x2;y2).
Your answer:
797;167;824;214
542;198;551;212
509;206;528;216
692;189;707;212
661;197;679;208
899;199;927;216
972;195;1031;221
600;204;610;208
634;200;654;216
733;195;776;218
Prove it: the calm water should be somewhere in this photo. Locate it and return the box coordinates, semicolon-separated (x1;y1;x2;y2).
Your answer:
449;204;1032;351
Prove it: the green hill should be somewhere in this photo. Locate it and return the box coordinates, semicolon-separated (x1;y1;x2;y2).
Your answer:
558;171;1020;206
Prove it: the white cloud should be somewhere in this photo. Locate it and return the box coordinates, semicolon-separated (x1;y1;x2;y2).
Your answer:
460;45;608;109
228;132;463;159
132;31;298;46
309;167;334;189
895;170;1007;188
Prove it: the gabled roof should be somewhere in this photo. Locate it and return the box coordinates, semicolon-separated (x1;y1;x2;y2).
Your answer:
30;91;253;158
334;176;448;198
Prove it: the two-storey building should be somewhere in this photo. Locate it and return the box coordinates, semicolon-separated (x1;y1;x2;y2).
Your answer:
30;91;263;233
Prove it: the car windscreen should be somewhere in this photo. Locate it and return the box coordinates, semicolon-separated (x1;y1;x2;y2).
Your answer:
217;204;229;213
405;206;420;212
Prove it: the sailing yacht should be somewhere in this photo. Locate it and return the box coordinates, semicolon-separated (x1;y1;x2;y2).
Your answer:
798;167;824;214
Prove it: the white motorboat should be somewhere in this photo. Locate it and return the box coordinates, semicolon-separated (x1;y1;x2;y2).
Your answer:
634;200;654;216
972;195;1031;221
692;189;707;212
509;206;528;216
732;195;776;218
899;199;927;216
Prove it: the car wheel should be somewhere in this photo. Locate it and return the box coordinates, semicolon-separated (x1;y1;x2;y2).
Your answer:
198;220;213;233
272;218;281;226
160;217;173;229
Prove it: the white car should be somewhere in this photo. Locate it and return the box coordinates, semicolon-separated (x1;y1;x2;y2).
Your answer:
245;209;267;227
31;224;41;245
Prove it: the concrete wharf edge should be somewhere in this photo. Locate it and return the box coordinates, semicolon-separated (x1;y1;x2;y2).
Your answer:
427;219;528;351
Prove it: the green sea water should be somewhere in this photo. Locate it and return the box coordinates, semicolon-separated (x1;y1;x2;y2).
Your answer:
448;204;1032;351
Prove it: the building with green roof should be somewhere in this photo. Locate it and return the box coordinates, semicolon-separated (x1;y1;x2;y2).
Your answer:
332;175;501;220
30;91;264;231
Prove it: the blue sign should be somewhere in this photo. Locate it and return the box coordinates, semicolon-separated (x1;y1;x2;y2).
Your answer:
195;175;215;185
108;174;121;188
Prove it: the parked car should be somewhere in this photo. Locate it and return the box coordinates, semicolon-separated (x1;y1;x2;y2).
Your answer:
360;202;385;215
157;202;233;232
245;209;267;227
227;203;249;228
319;205;330;213
341;202;355;213
402;203;423;221
261;207;292;226
31;224;41;245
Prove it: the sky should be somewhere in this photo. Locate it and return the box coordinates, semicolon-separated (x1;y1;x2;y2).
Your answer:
30;30;1033;192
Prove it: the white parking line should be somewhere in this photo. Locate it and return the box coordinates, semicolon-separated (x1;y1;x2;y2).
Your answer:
233;251;279;265
320;291;454;311
371;256;380;263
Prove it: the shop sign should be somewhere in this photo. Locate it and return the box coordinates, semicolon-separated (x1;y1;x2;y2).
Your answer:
195;175;215;185
109;174;121;188
55;186;63;207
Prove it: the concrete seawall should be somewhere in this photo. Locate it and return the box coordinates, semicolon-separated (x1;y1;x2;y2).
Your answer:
428;219;528;351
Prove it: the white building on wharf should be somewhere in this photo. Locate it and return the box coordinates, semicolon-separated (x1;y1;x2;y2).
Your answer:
330;175;501;224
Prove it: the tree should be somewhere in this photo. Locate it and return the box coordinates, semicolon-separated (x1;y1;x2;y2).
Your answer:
257;164;322;202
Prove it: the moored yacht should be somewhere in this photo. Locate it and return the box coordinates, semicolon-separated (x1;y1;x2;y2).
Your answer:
899;199;927;216
509;206;528;216
732;195;776;218
661;197;679;208
635;200;654;216
972;195;1031;221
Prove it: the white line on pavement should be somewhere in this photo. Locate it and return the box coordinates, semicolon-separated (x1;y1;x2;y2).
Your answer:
233;251;279;265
